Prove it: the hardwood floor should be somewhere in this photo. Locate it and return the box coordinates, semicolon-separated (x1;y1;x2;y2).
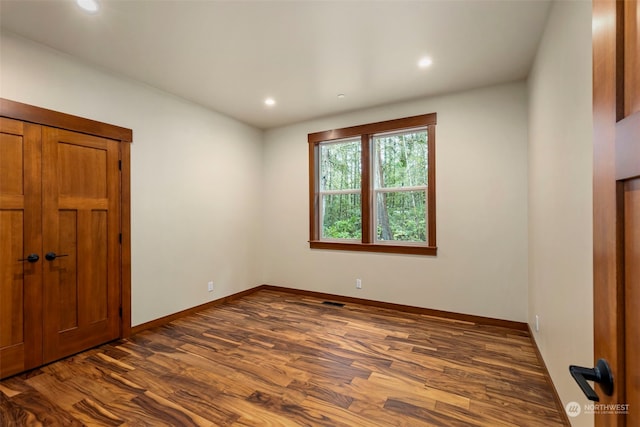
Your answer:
0;290;568;426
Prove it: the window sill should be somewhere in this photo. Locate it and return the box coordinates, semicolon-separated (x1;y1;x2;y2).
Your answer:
309;240;437;256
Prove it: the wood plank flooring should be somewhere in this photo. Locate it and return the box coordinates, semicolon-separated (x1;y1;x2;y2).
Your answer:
0;290;568;426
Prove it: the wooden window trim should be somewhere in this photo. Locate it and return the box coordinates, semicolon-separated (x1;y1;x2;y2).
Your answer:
308;113;437;256
1;97;133;338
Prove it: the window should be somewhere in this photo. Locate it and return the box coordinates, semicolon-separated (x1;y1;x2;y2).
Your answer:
308;113;436;255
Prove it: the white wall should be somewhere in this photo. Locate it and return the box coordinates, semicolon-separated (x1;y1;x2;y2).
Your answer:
527;1;593;426
0;32;264;326
262;82;529;322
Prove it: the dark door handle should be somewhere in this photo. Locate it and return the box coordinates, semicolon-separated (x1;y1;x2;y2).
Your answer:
45;252;69;261
18;253;40;263
569;358;614;401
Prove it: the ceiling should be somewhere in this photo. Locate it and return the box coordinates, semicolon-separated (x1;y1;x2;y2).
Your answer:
0;0;552;129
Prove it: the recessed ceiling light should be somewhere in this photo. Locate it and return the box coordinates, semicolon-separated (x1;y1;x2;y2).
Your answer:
337;94;346;99
264;98;276;106
77;0;99;13
418;56;433;69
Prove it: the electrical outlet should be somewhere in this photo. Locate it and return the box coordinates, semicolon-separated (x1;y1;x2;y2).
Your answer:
535;315;540;332
356;279;362;289
207;281;214;292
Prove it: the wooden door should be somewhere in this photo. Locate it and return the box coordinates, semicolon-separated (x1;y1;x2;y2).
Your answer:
593;0;639;426
1;99;131;379
41;127;121;363
0;118;43;377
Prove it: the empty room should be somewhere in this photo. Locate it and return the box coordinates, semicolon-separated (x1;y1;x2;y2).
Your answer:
0;0;638;426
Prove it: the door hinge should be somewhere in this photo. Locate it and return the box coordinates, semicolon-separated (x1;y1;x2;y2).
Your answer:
118;160;122;170
119;307;123;317
119;233;122;244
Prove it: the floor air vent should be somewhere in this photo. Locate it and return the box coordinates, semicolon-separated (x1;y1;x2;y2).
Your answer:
322;301;345;307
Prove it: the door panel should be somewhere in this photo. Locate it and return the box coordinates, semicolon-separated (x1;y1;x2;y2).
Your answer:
0;118;42;377
1;211;25;345
58;142;108;198
0;131;24;195
624;178;639;427
42;127;120;363
58;210;78;331
87;210;108;323
618;1;639;424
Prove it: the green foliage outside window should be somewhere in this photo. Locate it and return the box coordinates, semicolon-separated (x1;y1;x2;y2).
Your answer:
374;131;428;188
320;131;428;242
376;191;426;242
374;131;428;242
322;194;361;239
320;139;361;240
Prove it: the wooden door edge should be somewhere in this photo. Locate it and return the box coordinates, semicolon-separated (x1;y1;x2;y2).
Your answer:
120;143;132;338
592;0;628;424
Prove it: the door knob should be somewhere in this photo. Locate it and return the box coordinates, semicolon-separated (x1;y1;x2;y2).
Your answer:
569;358;614;401
45;252;69;261
18;253;40;263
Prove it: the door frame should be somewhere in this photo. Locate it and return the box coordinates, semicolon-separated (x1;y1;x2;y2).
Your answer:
0;98;133;338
